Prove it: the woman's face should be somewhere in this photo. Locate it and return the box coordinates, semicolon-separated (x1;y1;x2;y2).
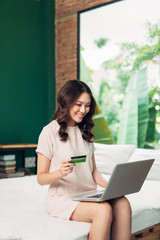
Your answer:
68;92;91;126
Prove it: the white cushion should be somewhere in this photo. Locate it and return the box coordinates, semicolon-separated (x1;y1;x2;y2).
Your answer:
94;143;136;175
128;148;160;181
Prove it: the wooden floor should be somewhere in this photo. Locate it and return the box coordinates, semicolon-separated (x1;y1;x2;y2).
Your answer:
131;223;160;240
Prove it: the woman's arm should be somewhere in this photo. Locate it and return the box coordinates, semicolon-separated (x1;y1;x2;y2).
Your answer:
92;153;107;188
37;153;75;186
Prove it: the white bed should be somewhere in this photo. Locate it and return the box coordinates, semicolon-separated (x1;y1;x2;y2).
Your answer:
0;174;160;240
0;143;160;240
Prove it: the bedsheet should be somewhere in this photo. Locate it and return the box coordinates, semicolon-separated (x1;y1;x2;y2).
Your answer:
0;175;160;240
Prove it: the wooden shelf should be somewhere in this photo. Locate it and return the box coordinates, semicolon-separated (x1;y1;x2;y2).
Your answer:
0;144;37;149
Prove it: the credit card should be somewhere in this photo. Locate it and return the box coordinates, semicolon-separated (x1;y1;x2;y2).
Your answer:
70;155;86;163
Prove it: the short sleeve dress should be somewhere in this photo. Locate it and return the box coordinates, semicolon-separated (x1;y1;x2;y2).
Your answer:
36;120;97;220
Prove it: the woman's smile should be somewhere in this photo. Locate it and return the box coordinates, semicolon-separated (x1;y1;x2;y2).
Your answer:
76;113;84;118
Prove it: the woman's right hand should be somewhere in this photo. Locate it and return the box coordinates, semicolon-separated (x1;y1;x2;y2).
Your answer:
37;154;75;185
60;159;75;177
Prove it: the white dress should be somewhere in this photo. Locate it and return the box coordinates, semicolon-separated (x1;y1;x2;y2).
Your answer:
36;120;97;220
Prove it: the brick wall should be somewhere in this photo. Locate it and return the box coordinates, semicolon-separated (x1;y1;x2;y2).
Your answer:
55;0;114;92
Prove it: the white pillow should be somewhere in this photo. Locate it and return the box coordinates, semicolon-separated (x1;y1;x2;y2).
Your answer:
128;148;160;181
94;143;136;175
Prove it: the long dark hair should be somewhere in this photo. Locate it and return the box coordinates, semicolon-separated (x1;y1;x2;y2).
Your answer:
53;80;97;142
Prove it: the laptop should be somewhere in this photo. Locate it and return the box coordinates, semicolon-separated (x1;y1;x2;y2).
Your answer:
72;159;154;202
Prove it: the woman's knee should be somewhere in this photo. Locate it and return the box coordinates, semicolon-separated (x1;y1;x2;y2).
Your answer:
121;197;132;213
70;202;112;223
94;202;113;222
112;197;132;216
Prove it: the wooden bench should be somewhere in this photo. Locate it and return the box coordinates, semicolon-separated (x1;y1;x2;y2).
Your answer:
131;223;160;240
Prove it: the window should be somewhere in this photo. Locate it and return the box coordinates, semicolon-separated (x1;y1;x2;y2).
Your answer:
79;0;160;149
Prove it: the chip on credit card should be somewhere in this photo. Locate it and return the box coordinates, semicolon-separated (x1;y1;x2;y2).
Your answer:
70;155;86;163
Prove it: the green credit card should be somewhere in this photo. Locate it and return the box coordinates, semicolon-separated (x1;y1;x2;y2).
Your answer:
70;155;86;163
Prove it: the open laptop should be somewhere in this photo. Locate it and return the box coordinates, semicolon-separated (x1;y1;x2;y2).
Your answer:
72;159;154;202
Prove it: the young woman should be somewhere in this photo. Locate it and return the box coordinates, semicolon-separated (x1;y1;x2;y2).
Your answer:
36;80;131;240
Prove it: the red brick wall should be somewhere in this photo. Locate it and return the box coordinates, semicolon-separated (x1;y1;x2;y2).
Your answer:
55;0;114;92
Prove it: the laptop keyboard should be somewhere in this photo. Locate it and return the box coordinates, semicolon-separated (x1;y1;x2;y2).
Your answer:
87;193;103;198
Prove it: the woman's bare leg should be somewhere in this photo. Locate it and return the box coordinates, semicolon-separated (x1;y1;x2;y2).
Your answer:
110;197;132;240
70;201;112;240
